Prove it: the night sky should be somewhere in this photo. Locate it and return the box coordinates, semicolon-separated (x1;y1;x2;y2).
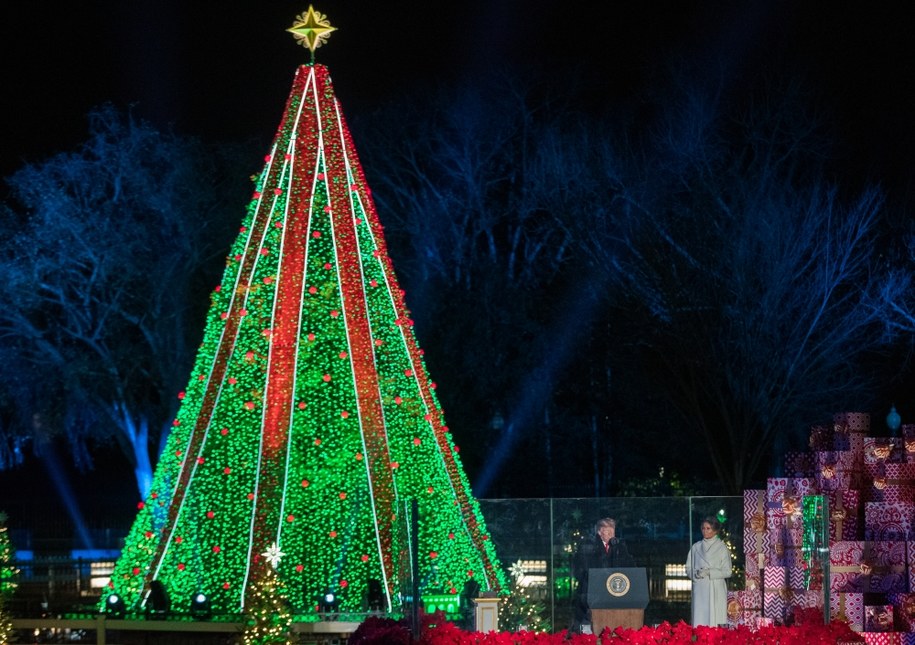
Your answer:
2;2;915;511
4;1;915;202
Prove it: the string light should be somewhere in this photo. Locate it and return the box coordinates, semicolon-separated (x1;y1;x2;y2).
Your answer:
103;64;505;619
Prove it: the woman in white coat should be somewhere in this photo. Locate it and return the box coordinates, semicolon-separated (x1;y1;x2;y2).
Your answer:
686;517;731;627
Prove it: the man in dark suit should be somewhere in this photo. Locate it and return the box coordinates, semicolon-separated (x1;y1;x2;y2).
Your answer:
571;517;635;634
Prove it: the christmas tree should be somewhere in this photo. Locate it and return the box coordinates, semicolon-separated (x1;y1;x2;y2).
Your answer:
0;511;16;644
0;511;17;601
104;6;504;618
241;553;293;645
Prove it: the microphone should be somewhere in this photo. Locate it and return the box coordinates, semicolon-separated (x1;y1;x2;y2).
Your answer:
609;537;619;546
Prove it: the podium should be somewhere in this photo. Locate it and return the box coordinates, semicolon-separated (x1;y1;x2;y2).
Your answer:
587;568;649;634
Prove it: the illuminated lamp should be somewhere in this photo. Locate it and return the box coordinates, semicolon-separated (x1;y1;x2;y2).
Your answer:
190;591;211;619
146;579;170;617
888;405;902;436
105;593;126;618
319;590;339;616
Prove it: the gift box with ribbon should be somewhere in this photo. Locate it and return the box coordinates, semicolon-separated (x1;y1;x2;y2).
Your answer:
861;633;906;645
815;418;868;453
766;477;818;529
831;540;871;592
868;463;915;503
726;589;762;628
784;451;815;477
906;542;915;592
867;605;896;632
762;586;821;623
763;564;806;594
870;541;908;593
835;411;871;434
766;519;805;568
903;425;915;464
810;424;836;451
888;592;915;632
824;488;862;542
866;502;915;541
816;450;863;491
866;437;908;466
743;489;769;579
831;591;865;632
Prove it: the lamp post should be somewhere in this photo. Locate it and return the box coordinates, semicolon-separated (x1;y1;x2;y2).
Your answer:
887;406;902;436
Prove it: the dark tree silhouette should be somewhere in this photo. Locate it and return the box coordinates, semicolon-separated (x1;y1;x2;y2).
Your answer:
356;74;614;495
0;106;248;496
581;76;897;492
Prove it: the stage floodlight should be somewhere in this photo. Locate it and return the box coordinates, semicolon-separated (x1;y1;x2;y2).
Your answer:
105;593;126;618
191;591;211;619
319;590;339;616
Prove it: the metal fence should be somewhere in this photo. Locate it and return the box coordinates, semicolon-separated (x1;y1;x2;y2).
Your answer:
6;496;743;632
477;496;743;630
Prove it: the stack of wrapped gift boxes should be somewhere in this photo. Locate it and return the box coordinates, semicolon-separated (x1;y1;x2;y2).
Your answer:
728;412;915;643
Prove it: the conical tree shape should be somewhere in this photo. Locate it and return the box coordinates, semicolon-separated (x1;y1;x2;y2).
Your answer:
105;64;505;617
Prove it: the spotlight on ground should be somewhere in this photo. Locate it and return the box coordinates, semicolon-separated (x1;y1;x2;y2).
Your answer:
319;590;339;616
191;591;211;619
105;593;126;618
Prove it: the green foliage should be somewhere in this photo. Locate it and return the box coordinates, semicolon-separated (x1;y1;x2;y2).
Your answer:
0;512;17;600
499;575;550;633
0;594;13;645
240;565;293;645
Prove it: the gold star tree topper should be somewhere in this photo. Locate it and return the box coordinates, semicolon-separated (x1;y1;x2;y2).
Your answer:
287;6;337;58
